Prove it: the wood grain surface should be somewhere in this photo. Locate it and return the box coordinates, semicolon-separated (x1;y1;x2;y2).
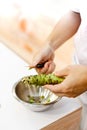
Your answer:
41;107;82;130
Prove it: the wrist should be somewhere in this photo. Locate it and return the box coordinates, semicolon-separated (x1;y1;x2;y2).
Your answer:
48;41;58;51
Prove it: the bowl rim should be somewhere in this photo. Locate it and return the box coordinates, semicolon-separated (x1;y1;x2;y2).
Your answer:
12;78;62;106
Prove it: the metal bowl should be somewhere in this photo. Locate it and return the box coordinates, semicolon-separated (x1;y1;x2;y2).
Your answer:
12;78;62;112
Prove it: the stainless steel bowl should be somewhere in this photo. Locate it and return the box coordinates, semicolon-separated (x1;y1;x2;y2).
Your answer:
12;78;62;112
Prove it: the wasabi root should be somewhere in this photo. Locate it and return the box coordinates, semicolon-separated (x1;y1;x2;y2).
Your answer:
22;74;64;86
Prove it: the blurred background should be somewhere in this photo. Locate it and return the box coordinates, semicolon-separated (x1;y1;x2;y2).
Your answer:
0;0;74;70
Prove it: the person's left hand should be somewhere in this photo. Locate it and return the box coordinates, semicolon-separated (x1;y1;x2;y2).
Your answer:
44;65;87;98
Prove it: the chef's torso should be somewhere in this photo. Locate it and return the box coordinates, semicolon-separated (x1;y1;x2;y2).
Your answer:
71;0;87;65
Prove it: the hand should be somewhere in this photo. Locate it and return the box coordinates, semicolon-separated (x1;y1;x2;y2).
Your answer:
44;65;87;98
30;44;55;74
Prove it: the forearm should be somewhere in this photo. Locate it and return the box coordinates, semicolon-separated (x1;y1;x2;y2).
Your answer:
47;11;81;51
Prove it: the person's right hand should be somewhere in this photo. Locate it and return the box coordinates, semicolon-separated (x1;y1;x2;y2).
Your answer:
30;44;56;74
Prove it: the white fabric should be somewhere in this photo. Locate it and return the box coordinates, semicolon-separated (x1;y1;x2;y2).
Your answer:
73;55;87;130
71;0;87;105
70;1;87;129
74;55;87;104
71;0;87;65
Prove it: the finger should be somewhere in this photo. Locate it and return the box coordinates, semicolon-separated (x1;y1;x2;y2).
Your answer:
36;67;48;74
44;84;70;97
34;60;55;74
36;60;53;74
45;61;55;74
44;83;65;93
55;93;70;97
55;93;75;98
35;61;49;74
55;65;72;77
44;84;74;98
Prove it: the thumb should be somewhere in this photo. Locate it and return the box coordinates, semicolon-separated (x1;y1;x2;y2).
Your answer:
55;66;71;77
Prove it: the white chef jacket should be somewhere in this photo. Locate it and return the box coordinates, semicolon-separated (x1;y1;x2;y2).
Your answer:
71;0;87;65
70;1;87;129
70;0;87;104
